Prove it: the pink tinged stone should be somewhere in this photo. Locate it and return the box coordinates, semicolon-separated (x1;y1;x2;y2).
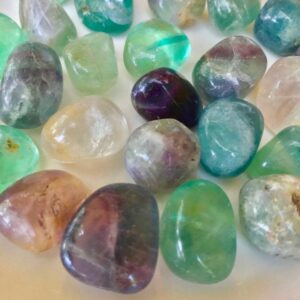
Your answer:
0;170;89;252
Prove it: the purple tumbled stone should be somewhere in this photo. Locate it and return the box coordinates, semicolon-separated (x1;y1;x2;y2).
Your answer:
61;183;159;294
131;68;202;127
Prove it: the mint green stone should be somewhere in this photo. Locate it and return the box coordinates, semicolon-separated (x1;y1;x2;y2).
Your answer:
0;125;40;192
247;126;300;179
124;19;191;77
0;14;27;79
160;180;236;284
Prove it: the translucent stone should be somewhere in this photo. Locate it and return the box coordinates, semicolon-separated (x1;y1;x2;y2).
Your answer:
124;19;191;78
61;183;159;293
0;170;89;252
63;33;118;95
41;97;129;163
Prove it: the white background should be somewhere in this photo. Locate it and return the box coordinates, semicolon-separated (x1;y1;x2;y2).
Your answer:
1;1;299;300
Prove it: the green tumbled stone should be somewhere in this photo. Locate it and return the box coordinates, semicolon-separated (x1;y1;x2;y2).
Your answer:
0;125;39;192
161;180;236;284
63;33;118;95
124;19;191;77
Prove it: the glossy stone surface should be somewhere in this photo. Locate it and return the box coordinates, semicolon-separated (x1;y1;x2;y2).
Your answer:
247;126;300;179
63;33;118;95
0;125;39;193
148;0;206;27
240;175;300;258
0;170;88;252
255;0;300;56
125;119;200;192
20;0;77;55
124;19;190;78
131;68;202;127
0;13;27;79
256;57;300;134
0;42;63;129
42;97;129;163
207;0;260;34
161;179;236;283
192;36;267;103
74;0;133;34
198;98;264;177
61;183;159;293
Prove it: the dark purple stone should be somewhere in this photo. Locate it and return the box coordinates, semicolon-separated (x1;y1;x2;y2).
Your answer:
131;68;202;127
61;183;159;294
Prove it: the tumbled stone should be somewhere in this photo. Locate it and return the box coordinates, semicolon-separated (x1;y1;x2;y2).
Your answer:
192;36;267;103
74;0;133;34
63;33;118;95
125;119;200;192
161;179;236;283
240;175;300;258
148;0;206;27
247;126;300;179
0;125;39;192
198;98;264;177
0;42;63;129
124;19;190;78
131;68;202;127
256;57;300;134
61;183;159;293
0;13;27;79
42;97;129;163
255;0;300;56
0;170;88;252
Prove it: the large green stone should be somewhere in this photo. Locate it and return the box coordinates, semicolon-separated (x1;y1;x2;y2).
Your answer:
160;180;236;284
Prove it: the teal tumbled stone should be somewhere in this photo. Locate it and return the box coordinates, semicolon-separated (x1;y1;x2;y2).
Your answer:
198;98;264;177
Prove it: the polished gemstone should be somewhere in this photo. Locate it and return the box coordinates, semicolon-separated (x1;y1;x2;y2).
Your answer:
255;0;300;56
207;0;260;33
42;97;129;163
0;125;39;192
63;33;118;95
0;170;88;252
240;175;300;258
247;126;300;179
161;179;236;283
192;36;267;103
0;13;27;79
198;98;264;177
125;119;200;192
74;0;133;34
19;0;77;55
0;42;63;129
124;19;190;77
131;68;202;127
148;0;206;27
61;183;159;293
256;57;300;134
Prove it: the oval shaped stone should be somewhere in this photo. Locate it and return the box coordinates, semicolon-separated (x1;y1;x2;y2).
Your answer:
74;0;133;34
0;170;89;252
256;57;300;134
255;0;300;56
0;42;63;129
198;98;264;177
41;97;129;163
246;126;300;179
125;119;200;192
61;183;159;294
161;179;236;284
240;175;300;258
192;36;267;103
0;125;39;192
124;19;191;78
131;68;202;127
148;0;206;27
